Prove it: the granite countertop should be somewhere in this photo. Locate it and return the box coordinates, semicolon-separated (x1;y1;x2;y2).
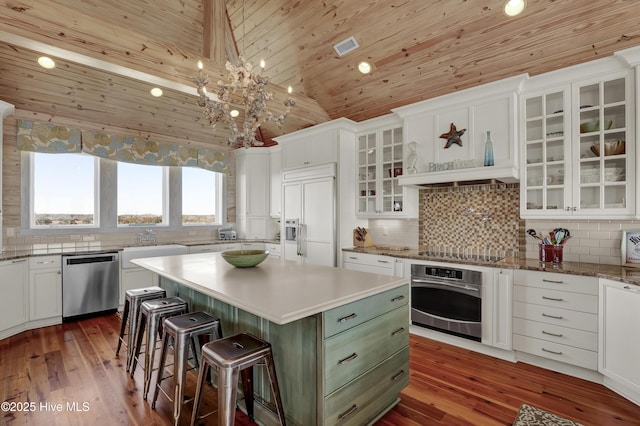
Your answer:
342;246;640;286
0;239;280;262
132;253;408;325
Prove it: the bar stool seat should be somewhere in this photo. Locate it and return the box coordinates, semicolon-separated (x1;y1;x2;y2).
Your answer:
116;286;166;372
191;332;286;426
129;296;188;400
151;311;223;426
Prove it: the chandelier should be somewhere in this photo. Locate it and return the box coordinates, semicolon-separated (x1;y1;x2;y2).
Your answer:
193;57;295;149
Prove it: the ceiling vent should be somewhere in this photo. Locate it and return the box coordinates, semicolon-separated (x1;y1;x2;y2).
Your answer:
333;36;359;57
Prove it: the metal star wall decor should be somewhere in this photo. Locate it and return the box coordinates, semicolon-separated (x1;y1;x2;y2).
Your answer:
439;123;466;148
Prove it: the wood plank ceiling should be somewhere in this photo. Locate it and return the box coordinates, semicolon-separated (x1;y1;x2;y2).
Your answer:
1;0;640;151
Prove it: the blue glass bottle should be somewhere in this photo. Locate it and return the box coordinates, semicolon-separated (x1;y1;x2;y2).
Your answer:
484;131;494;166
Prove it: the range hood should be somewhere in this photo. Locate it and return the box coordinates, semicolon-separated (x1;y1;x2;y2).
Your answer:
398;164;519;187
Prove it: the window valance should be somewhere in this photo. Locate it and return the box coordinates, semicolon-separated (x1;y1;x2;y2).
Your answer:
17;119;231;173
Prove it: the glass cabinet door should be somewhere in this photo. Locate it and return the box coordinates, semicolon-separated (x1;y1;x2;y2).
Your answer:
575;76;628;212
523;88;570;214
381;127;404;213
357;133;377;214
356;125;405;216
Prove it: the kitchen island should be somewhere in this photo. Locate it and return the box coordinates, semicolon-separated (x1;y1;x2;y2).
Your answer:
132;253;410;426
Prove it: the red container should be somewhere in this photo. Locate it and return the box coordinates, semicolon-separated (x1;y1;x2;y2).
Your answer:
539;244;563;263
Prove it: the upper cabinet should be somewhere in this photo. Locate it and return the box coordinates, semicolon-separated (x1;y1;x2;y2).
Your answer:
393;75;525;186
521;57;636;219
356;115;417;218
235;148;270;239
274;118;357;170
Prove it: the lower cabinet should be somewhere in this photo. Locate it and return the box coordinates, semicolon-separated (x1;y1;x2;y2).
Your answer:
119;267;158;306
265;242;282;259
490;268;513;351
342;252;394;276
28;255;62;322
0;258;28;335
599;278;640;400
513;270;599;370
188;243;241;253
160;278;410;426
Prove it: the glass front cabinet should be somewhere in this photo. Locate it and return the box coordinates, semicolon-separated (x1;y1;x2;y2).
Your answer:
357;123;412;217
521;70;635;218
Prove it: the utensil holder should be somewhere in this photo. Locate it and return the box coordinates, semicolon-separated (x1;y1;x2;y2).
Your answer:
539;244;563;263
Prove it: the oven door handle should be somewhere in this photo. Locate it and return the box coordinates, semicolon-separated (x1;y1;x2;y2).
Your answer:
412;278;480;293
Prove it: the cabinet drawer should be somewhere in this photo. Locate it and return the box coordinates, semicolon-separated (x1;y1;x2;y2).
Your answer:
242;242;265;250
342;253;394;269
323;285;409;338
513;334;597;370
513;301;598;332
264;243;281;254
514;285;598;314
324;347;409;425
29;255;61;270
514;270;598;295
324;305;409;395
513;318;597;351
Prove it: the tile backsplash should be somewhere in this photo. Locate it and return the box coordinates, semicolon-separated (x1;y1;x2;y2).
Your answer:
368;182;638;266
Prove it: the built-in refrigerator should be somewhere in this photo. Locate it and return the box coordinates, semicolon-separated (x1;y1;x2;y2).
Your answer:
282;163;336;266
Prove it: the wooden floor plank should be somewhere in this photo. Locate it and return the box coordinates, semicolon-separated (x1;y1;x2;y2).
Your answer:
1;314;639;425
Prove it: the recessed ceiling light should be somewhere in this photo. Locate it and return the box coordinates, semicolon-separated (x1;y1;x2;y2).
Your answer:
37;56;56;69
358;61;371;74
150;87;163;97
504;0;526;16
230;110;239;118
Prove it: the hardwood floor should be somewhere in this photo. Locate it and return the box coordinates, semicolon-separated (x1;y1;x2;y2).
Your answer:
1;313;639;425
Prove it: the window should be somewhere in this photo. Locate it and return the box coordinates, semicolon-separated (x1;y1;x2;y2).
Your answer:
31;152;98;227
182;167;222;225
117;162;167;226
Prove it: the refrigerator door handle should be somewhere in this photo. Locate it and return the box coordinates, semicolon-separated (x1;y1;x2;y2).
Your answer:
296;224;302;256
300;223;306;257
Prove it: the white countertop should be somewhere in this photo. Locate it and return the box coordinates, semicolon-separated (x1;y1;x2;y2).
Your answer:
132;253;408;325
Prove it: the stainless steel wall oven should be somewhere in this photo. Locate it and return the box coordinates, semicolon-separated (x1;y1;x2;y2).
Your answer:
411;263;482;341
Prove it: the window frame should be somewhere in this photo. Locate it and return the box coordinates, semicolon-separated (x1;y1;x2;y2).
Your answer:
181;166;224;227
116;161;170;228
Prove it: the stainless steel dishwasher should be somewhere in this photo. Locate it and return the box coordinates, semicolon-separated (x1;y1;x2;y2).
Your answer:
62;252;119;320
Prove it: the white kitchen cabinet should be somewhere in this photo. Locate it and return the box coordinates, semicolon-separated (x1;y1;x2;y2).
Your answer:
241;242;265;250
188;243;241;253
342;252;394;276
265;242;282;259
28;255;62;323
269;146;282;217
491;268;513;351
274;117;358;170
513;270;599;370
521;65;635;218
119;267;158;306
599;278;640;403
236;148;270;239
394;76;523;186
355;114;418;218
0;258;28;334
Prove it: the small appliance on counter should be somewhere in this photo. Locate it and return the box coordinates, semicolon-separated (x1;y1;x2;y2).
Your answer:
218;227;237;240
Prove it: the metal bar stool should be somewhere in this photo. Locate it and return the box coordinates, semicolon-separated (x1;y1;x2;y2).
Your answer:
150;311;223;426
191;332;286;426
116;286;166;372
129;296;188;399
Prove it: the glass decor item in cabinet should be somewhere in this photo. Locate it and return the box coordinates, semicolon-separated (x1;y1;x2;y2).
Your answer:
523;89;569;213
381;127;404;213
576;77;628;211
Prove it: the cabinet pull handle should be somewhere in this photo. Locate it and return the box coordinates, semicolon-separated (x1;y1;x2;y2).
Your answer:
338;404;358;420
542;347;563;356
542;313;563;320
377;259;390;264
338;353;358;365
391;327;405;336
542;330;563;337
542;279;564;284
391;370;406;381
338;313;357;323
349;256;358;260
391;295;405;302
11;259;27;264
542;296;564;302
37;260;55;265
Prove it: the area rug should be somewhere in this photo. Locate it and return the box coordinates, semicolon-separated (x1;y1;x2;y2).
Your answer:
513;404;583;426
